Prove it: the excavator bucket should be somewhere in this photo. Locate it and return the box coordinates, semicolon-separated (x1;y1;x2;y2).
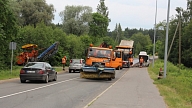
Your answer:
80;67;115;79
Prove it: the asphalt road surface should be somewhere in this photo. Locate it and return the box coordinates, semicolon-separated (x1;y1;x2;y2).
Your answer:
0;69;128;108
0;57;166;108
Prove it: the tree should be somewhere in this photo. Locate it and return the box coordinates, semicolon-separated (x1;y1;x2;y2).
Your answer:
18;0;55;27
59;5;93;36
130;32;152;54
89;12;108;37
0;0;18;68
96;0;110;31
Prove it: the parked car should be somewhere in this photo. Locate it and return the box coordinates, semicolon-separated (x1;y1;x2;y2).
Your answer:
19;62;57;83
69;59;85;73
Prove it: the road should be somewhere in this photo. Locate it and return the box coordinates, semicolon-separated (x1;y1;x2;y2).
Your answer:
0;57;166;108
0;69;127;108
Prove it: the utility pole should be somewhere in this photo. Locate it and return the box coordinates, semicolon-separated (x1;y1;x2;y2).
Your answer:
179;12;181;70
115;24;119;43
167;22;179;59
153;0;157;67
164;0;171;78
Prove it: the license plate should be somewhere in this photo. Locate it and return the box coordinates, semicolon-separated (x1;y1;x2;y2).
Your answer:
27;71;35;73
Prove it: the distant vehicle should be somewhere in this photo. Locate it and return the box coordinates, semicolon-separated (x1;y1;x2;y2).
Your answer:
139;51;149;67
115;40;134;68
19;62;57;83
69;59;85;73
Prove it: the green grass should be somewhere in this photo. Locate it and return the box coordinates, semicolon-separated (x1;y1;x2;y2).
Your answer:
148;59;192;108
0;66;64;81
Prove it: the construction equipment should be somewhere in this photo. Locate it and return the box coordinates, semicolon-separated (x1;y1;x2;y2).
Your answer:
16;44;38;65
16;42;59;65
37;42;59;61
115;40;134;68
80;42;122;80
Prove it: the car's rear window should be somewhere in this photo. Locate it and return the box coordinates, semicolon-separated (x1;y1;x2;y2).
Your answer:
72;59;81;63
25;63;44;68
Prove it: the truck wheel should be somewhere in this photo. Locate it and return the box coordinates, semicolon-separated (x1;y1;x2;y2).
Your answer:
116;66;120;70
108;78;112;81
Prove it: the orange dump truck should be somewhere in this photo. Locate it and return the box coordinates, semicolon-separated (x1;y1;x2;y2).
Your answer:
115;40;134;68
80;43;123;80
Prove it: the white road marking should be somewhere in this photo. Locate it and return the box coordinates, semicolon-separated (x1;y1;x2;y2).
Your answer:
83;70;128;108
0;77;79;99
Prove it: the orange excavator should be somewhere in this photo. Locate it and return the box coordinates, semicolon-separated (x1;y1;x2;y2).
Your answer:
80;42;123;80
16;42;59;65
16;44;39;65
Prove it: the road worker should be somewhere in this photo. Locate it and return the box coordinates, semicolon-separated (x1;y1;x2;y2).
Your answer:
139;57;144;68
62;56;67;70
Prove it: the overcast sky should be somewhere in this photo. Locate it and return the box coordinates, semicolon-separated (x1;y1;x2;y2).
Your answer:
46;0;187;31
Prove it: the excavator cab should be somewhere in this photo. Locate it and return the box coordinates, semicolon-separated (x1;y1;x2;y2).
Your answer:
16;44;38;65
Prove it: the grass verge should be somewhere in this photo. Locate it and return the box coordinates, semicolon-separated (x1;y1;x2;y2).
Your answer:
148;59;192;108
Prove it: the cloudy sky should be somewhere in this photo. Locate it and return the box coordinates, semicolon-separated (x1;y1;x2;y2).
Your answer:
46;0;187;31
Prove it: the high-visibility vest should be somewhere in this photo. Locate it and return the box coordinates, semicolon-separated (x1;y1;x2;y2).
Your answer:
62;58;66;64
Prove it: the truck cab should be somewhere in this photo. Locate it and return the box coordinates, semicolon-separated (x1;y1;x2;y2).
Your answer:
85;46;123;70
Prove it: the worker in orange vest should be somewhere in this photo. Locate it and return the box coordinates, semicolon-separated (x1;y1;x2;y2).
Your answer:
62;56;67;70
139;57;144;68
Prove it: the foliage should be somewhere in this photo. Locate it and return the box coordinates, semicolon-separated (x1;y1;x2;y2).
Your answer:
96;0;110;33
130;32;152;55
148;59;192;108
97;0;110;23
59;5;93;36
0;0;18;69
12;0;55;27
89;12;108;37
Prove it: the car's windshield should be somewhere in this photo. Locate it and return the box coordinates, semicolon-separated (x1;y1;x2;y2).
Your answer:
25;62;44;68
88;48;111;58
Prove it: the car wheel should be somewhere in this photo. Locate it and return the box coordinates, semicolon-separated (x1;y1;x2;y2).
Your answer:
44;75;49;83
20;79;26;83
53;74;57;81
69;69;71;73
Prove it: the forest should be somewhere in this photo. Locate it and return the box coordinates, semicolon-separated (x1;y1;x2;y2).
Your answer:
1;0;192;70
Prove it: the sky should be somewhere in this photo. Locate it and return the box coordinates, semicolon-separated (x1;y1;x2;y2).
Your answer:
46;0;187;31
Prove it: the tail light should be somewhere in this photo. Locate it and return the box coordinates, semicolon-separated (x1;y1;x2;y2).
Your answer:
38;70;44;74
20;69;25;74
80;60;82;64
70;59;72;63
